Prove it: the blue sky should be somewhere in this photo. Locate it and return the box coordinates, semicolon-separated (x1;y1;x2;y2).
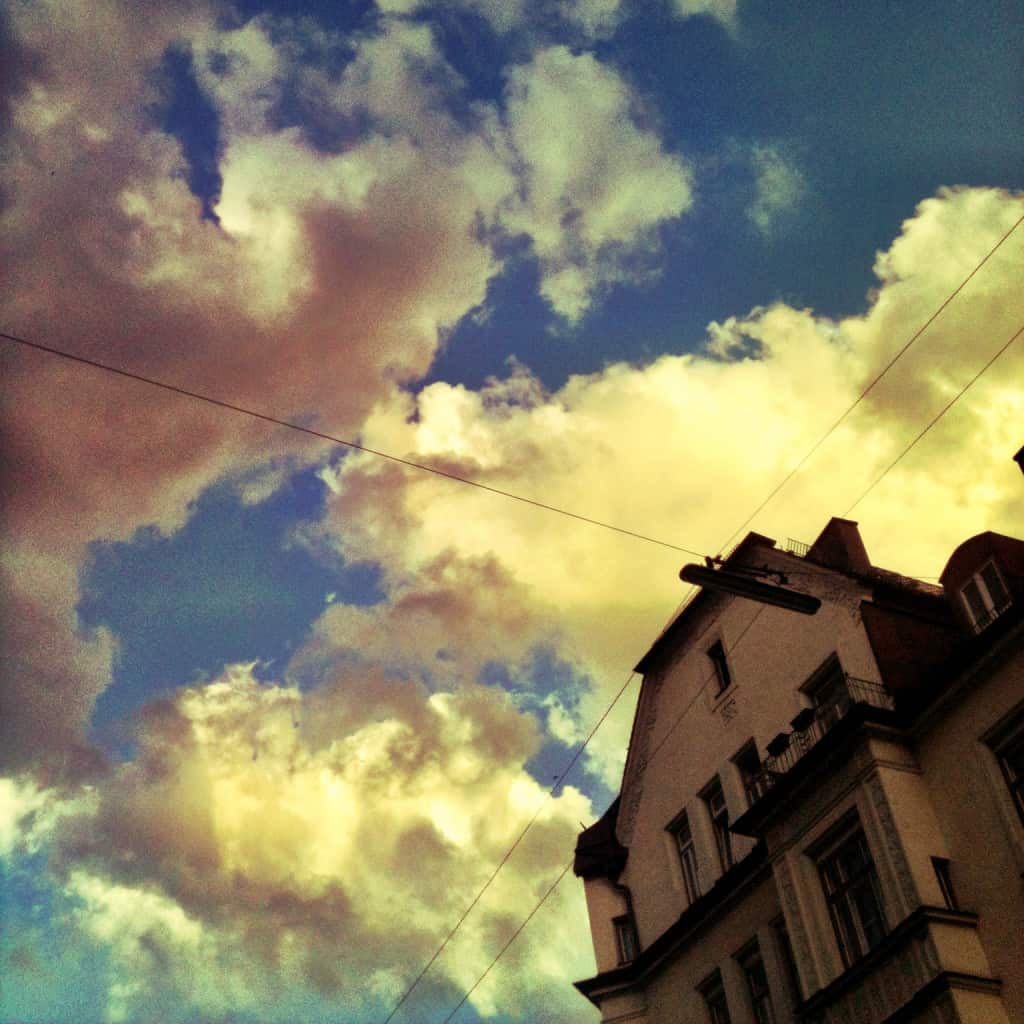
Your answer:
2;0;1023;1021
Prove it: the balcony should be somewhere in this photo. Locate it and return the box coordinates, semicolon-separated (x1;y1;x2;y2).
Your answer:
752;675;895;797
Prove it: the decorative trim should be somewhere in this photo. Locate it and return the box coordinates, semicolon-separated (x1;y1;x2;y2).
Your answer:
864;770;919;913
774;855;821;994
617;674;663;846
795;907;981;1021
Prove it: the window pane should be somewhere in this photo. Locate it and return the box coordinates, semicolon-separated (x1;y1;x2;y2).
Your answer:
981;563;1010;609
702;974;731;1024
819;826;887;968
708;641;732;693
741;944;776;1024
614;916;638;963
672;812;701;903
962;578;988;623
704;780;733;871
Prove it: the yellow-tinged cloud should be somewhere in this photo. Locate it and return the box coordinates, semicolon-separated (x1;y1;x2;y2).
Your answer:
12;663;596;1021
322;186;1024;785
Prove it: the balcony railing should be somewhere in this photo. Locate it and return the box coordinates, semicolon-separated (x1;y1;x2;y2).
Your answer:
751;675;894;797
968;594;1013;634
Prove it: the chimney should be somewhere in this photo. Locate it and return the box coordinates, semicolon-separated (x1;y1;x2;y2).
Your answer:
806;517;872;574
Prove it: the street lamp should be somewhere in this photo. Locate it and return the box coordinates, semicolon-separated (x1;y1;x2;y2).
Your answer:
679;563;822;615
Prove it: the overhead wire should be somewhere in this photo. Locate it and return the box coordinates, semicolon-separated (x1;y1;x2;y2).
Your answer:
432;325;1024;1020
385;324;993;1018
717;209;1024;555
844;320;1024;516
3;210;1020;1022
439;860;575;1024
380;668;638;1024
0;329;704;560
435;602;769;1023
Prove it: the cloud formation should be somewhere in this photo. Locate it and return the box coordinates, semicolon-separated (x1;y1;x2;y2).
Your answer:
747;142;806;236
322;186;1024;782
498;46;693;321
1;3;693;771
3;663;594;1022
2;0;1022;1019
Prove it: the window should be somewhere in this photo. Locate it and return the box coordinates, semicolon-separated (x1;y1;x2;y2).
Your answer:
703;777;733;871
817;824;887;967
739;942;776;1024
701;970;732;1024
668;810;701;904
804;655;847;730
733;741;765;806
990;719;1024;827
773;916;803;1002
707;639;733;694
931;857;958;910
613;914;639;964
961;560;1011;632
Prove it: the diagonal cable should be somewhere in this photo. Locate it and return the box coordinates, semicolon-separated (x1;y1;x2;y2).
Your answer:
0;329;704;559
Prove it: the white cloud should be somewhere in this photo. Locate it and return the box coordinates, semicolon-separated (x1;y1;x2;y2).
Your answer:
747;142;806;236
498;46;694;321
672;0;737;28
323;186;1024;786
22;663;597;1022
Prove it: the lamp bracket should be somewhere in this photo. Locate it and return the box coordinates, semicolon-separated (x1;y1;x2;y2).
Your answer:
704;556;788;585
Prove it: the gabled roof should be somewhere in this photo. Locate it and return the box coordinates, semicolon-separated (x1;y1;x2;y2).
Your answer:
633;531;777;675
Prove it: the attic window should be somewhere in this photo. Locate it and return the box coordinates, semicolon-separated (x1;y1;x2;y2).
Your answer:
960;560;1011;633
707;640;732;694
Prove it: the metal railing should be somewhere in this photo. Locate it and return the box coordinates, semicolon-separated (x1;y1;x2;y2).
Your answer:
750;675;894;799
969;594;1013;634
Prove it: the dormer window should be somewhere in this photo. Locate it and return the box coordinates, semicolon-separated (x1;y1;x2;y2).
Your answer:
960;560;1011;632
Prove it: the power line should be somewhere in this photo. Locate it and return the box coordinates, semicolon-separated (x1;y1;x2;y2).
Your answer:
432;307;1024;1014
5;216;1017;1020
844;319;1024;515
381;669;637;1024
433;605;766;1022
718;209;1024;554
0;329;704;560
440;860;574;1024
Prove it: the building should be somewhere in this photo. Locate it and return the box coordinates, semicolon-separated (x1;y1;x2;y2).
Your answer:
573;515;1024;1024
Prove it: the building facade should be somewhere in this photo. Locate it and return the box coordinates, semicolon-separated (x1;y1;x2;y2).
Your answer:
574;517;1024;1024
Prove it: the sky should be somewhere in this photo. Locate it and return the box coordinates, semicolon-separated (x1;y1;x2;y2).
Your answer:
1;1;1022;1022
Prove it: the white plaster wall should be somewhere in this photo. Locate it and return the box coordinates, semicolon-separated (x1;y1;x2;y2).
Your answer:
618;544;884;950
641;874;781;1024
583;876;632;974
915;643;1024;1022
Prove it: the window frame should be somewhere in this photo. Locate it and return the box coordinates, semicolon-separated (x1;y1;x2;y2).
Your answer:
772;915;803;1003
984;706;1024;829
700;969;732;1024
737;939;776;1024
960;558;1012;632
612;913;639;964
814;818;888;968
931;856;958;911
801;654;847;729
706;639;733;695
732;740;764;807
702;776;734;872
667;809;701;904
